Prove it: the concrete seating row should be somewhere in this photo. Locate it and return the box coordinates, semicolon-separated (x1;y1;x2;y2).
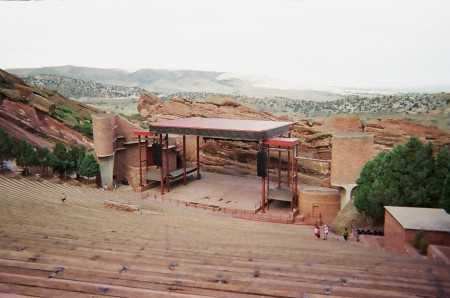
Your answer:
0;175;448;297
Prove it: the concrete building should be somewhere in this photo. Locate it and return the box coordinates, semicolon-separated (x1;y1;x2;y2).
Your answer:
92;113;177;190
298;186;340;225
331;132;375;209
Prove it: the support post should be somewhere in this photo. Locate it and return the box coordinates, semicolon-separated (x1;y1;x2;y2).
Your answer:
287;132;291;187
138;135;142;188
196;136;201;179
278;149;281;188
261;176;266;213
267;146;270;194
288;147;296;212
165;134;170;193
287;149;290;187
183;135;187;185
159;134;164;195
145;136;149;185
295;144;299;208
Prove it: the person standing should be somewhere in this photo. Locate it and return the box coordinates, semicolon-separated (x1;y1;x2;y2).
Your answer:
61;192;66;204
314;225;321;239
323;224;329;240
343;227;349;241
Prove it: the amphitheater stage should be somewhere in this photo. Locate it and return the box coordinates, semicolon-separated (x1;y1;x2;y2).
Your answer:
145;172;293;214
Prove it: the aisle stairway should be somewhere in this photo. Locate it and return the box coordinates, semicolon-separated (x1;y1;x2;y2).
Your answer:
0;175;449;297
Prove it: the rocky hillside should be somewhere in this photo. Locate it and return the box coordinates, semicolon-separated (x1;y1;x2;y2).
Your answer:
16;71;449;131
165;92;450;130
2;66;449;184
9;65;341;100
20;74;147;99
138;92;450;184
0;69;100;149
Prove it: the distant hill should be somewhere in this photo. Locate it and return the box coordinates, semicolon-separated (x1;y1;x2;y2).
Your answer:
8;65;343;101
19;74;147;99
12;68;450;131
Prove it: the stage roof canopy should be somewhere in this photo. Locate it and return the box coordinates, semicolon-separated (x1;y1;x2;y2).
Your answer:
149;117;294;141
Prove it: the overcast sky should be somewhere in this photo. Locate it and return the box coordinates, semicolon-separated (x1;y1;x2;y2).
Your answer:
2;0;450;90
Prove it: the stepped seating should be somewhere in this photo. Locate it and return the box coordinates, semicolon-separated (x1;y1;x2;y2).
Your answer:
0;175;449;297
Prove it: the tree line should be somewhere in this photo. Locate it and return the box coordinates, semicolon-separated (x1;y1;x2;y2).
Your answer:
0;128;99;181
354;137;450;223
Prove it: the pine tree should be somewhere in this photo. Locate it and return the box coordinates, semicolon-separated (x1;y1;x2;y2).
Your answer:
354;137;445;222
78;154;99;181
49;142;70;178
436;148;450;213
36;147;50;176
16;140;38;176
0;128;16;170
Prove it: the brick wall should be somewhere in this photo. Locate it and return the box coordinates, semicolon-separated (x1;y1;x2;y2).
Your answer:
384;210;406;253
115;116;141;143
92;114;115;156
298;186;340;225
113;149;127;182
405;230;450;247
331;132;375;186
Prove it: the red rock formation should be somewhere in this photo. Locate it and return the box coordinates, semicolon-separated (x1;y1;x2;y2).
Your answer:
137;92;163;118
138;93;450;180
317;115;364;132
365;118;450;152
0;69;96;149
0;100;93;149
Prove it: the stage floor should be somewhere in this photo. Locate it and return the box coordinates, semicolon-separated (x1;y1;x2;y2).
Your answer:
144;172;293;214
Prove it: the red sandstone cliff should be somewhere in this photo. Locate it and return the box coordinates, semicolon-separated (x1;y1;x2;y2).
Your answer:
0;69;98;149
138;92;450;184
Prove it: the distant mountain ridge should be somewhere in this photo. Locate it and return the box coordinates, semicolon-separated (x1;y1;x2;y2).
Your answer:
11;67;450;131
7;65;343;101
19;74;147;99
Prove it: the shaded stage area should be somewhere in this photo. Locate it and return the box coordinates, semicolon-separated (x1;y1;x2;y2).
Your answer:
147;172;295;216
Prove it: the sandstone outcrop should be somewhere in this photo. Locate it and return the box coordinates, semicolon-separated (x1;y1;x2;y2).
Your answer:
364;118;450;152
317;115;364;133
0;69;97;149
138;92;450;180
137;92;163;118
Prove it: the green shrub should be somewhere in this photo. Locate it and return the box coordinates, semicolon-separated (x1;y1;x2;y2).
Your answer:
418;236;429;255
413;230;425;249
74;122;93;138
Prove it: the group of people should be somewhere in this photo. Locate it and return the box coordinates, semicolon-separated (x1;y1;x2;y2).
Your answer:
314;224;349;241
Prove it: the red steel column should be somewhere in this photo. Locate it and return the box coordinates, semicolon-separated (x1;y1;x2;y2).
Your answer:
165;134;170;192
159;134;164;195
145;136;149;185
183;135;187;185
277;149;281;188
287;132;291;187
288;147;296;212
295;144;299;208
261;176;266;213
138;135;142;188
196;136;201;180
267;147;270;194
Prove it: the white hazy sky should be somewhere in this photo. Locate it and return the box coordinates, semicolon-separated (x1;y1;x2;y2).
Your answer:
1;0;450;89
